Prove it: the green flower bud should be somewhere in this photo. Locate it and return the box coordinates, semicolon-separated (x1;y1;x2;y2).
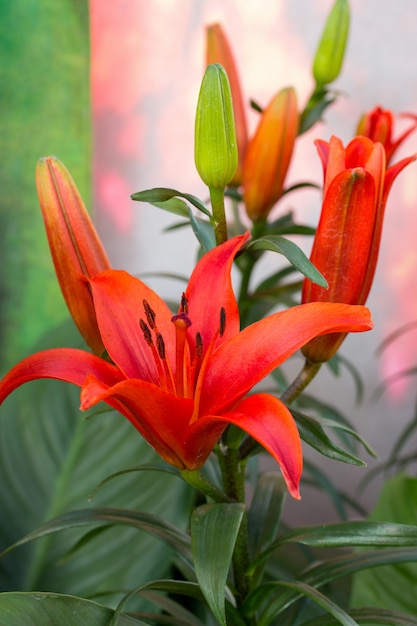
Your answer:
313;0;350;86
194;63;238;189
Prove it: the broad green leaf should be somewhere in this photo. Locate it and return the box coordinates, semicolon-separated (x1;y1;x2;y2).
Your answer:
191;503;245;626
0;0;90;369
0;592;146;626
351;475;417;615
247;235;328;287
247;472;287;587
0;321;192;607
131;187;211;217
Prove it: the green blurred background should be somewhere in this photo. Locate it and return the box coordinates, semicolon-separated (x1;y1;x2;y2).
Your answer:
0;0;91;369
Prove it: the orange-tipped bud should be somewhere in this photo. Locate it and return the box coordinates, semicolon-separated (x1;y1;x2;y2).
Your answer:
356;106;417;165
206;23;247;186
36;156;111;354
243;87;299;222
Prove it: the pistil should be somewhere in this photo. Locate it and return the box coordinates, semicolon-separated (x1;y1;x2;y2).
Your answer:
171;312;192;397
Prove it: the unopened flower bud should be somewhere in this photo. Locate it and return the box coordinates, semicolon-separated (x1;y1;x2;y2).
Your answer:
36;156;111;354
313;0;350;86
194;63;238;189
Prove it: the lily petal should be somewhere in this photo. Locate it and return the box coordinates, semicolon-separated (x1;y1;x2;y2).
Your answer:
184;233;249;354
201;302;373;414
88;270;176;383
188;393;302;499
80;375;194;469
0;348;123;405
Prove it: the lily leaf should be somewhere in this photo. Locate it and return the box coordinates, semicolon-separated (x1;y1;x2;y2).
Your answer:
0;320;191;607
351;475;417;615
191;503;245;626
247;235;328;287
188;209;216;252
301;606;417;626
131;187;211;217
0;592;146;626
291;409;366;466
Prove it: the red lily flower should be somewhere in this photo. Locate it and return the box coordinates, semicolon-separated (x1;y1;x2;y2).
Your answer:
0;234;373;498
356;106;417;165
302;135;415;362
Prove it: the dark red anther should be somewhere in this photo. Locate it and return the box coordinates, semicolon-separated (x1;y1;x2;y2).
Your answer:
139;319;153;345
143;299;156;329
196;332;203;359
219;307;226;337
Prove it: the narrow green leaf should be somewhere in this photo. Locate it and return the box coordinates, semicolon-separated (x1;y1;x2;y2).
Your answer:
247;521;417;580
191;503;245;626
245;547;417;622
247;235;328;287
149;197;189;217
1;507;191;561
302;606;417;626
110;580;206;626
270;581;359;626
188;209;216;252
291;409;366;466
0;592;146;626
131;187;211;217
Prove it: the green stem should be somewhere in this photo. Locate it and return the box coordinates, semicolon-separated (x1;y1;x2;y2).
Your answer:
217;446;250;605
280;358;322;405
180;469;233;503
209;186;228;245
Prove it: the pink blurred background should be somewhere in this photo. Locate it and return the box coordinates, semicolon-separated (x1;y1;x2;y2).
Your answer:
90;0;417;518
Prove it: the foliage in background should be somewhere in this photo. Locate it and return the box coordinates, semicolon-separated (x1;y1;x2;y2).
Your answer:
0;0;91;368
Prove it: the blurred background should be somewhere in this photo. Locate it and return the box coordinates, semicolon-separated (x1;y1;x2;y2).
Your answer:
2;0;417;522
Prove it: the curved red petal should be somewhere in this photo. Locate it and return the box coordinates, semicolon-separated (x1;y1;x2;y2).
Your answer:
80;376;194;469
184;233;250;356
201;302;373;414
188;393;302;498
89;270;176;382
0;348;123;405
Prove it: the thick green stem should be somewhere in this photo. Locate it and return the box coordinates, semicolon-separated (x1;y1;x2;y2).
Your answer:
217;446;250;604
180;469;233;503
280;358;322;405
209;186;228;245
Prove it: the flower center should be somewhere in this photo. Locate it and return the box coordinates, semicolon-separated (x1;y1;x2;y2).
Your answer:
139;295;226;404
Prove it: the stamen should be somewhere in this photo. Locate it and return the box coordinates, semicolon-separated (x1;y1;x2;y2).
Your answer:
219;307;226;337
195;332;203;359
171;312;192;398
143;299;156;329
139;319;152;345
180;293;189;314
156;333;166;359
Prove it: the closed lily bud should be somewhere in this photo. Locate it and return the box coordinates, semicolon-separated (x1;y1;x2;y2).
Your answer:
356;106;417;165
243;87;298;222
302;135;415;363
194;63;238;189
313;0;349;86
36;156;111;354
206;23;247;186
